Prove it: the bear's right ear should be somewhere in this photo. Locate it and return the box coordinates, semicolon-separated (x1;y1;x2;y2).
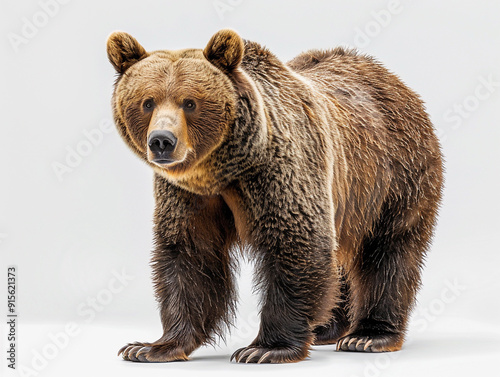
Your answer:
106;31;147;74
204;29;244;72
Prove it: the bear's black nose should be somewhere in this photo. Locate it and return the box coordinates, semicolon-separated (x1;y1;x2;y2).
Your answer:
148;130;177;154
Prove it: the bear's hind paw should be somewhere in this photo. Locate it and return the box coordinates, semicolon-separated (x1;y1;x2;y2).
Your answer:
336;333;403;353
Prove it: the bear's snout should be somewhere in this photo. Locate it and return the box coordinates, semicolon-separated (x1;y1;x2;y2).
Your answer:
148;130;177;164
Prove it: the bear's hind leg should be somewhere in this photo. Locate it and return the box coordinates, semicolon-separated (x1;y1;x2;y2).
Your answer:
313;275;350;345
337;206;436;353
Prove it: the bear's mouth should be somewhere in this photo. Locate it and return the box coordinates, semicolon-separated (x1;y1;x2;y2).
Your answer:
148;149;190;171
152;159;176;166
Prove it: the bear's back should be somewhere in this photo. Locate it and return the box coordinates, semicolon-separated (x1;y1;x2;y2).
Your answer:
287;47;430;135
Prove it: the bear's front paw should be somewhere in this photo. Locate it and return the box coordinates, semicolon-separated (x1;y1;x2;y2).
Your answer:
118;341;189;362
231;344;308;364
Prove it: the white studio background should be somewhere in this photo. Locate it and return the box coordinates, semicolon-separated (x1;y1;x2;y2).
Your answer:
1;1;499;376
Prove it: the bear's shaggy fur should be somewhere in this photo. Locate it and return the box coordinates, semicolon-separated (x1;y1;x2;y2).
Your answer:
107;29;443;363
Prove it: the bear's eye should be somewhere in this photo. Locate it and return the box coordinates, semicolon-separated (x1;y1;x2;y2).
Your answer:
143;99;155;112
183;99;196;111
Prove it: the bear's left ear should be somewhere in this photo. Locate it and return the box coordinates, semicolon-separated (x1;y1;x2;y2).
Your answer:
204;29;244;72
107;31;147;74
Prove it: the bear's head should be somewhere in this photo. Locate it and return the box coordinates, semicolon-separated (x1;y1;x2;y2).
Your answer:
107;29;250;184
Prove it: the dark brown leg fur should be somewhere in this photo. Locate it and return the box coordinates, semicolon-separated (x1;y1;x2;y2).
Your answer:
337;199;437;353
119;175;237;362
230;175;339;363
231;240;337;363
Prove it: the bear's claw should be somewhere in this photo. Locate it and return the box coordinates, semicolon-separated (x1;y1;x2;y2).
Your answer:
231;345;307;364
336;333;402;353
336;336;373;352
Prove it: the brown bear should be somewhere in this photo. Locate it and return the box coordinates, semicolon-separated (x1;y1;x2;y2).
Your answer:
106;29;443;364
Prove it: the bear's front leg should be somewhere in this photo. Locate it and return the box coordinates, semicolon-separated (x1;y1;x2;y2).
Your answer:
119;175;237;362
231;180;339;363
